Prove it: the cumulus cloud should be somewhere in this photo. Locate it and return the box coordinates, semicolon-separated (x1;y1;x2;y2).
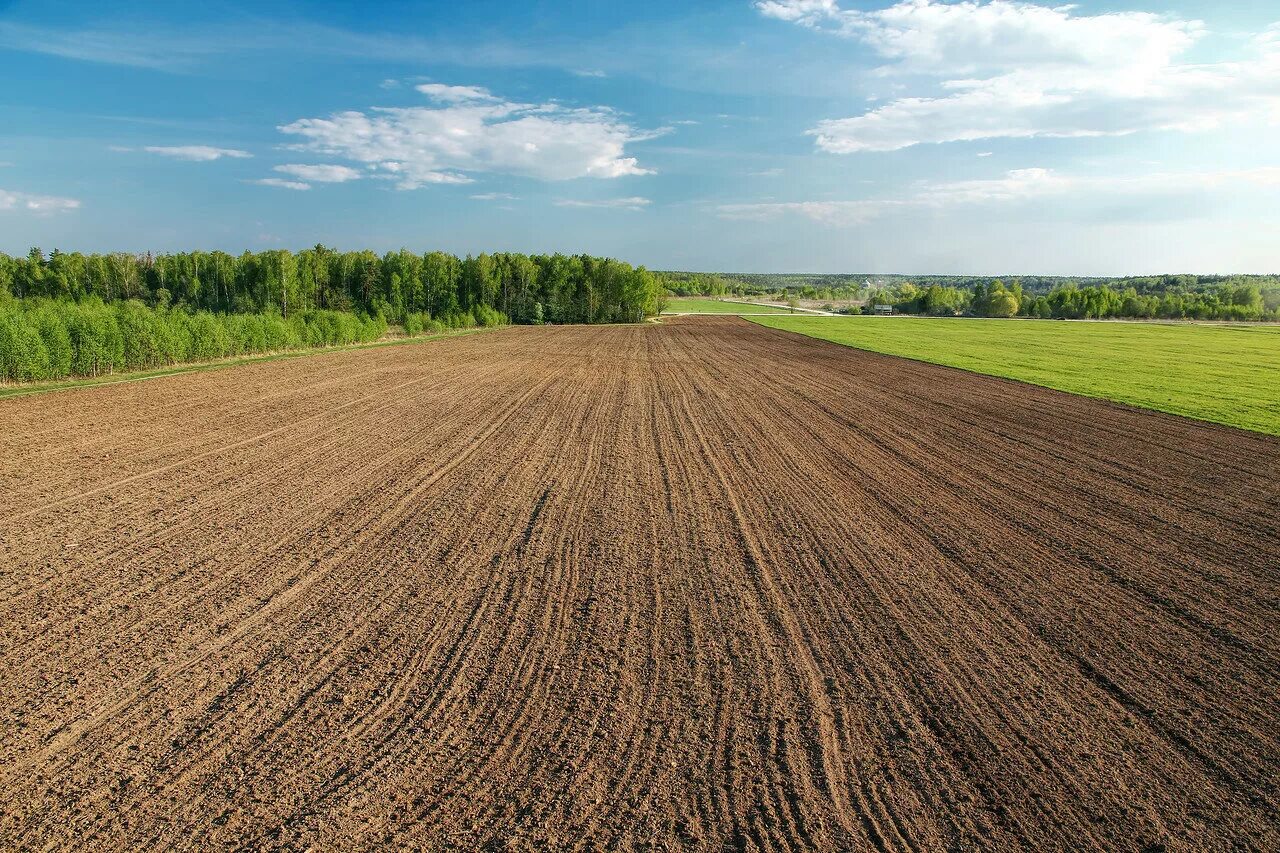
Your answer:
718;166;1280;223
142;145;252;161
555;196;651;210
0;188;81;214
759;0;1280;152
278;84;660;189
757;0;840;25
274;163;363;183
248;177;311;190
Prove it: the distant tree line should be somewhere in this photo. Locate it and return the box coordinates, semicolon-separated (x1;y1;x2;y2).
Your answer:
0;247;666;383
866;277;1279;321
657;272;861;305
656;272;754;298
667;270;1280;321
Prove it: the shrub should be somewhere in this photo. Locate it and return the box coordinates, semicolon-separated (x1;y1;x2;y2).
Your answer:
403;312;424;337
0;308;50;381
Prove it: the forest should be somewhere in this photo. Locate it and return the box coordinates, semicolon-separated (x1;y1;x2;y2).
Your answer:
0;247;665;382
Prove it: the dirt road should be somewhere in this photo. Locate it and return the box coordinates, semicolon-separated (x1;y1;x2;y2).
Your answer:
2;317;1277;850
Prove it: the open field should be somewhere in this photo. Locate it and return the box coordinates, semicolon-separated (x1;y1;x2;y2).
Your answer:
662;297;791;314
2;317;1277;850
753;314;1280;435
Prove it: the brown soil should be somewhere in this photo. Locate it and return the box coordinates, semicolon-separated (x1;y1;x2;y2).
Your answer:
1;317;1277;851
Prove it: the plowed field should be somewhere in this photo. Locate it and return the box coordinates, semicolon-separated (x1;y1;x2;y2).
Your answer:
2;317;1277;851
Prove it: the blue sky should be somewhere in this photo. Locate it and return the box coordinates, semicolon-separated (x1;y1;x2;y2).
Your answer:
1;0;1277;274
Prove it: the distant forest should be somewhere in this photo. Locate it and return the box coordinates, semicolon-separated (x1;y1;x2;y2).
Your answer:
660;271;1280;322
0;247;665;382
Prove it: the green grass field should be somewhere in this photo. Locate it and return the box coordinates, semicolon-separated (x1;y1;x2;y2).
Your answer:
663;298;792;315
751;316;1280;436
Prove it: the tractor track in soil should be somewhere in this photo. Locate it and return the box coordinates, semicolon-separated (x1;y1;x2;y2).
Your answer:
1;316;1276;851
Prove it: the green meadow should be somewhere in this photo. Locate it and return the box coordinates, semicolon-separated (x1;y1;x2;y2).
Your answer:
751;315;1280;436
663;298;792;314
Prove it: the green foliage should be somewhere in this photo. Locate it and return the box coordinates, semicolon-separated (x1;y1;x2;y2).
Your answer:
403;311;424;337
0;299;391;383
752;315;1280;436
0;247;663;327
0;245;645;383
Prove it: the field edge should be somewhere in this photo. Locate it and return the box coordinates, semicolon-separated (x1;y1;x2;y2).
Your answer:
0;326;502;402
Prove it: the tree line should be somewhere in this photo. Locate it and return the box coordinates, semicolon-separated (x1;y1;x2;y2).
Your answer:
0;246;666;383
866;278;1279;321
664;269;1280;321
0;247;665;326
0;299;399;382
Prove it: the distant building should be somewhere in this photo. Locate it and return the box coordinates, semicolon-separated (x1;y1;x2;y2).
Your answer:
872;304;893;316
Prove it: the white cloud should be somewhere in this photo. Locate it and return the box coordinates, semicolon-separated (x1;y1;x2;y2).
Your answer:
470;192;519;201
142;145;252;161
248;177;311;190
279;84;659;190
977;151;993;157
414;83;500;103
760;0;1280;152
0;188;81;214
555;196;651;210
757;1;840;25
922;167;1072;204
274;163;363;183
718;165;1280;223
572;69;608;78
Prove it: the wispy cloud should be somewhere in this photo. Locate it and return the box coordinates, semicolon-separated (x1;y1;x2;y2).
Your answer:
274;163;362;183
0;188;82;214
247;178;311;191
278;83;661;190
555;197;651;210
0;20;221;71
719;199;891;224
718;166;1280;223
760;0;1280;153
414;83;501;103
137;145;252;161
470;192;520;201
